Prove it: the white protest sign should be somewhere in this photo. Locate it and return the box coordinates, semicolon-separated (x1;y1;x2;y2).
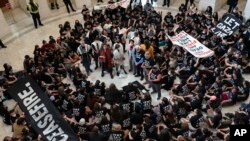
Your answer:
94;0;131;10
168;31;214;58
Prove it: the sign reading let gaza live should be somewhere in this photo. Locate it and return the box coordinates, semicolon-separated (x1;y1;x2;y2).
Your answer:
211;13;242;38
7;77;79;141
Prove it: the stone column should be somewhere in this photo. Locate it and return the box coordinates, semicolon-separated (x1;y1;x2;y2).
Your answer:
244;0;250;20
73;0;92;10
198;0;227;12
0;9;11;38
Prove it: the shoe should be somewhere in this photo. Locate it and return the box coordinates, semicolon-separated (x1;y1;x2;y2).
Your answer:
157;97;161;100
135;74;140;77
95;66;98;70
40;24;44;26
151;91;157;94
111;75;114;79
133;73;136;75
140;77;144;81
89;69;93;72
143;82;148;85
129;69;132;72
117;72;119;76
72;10;76;12
56;4;59;9
101;73;104;77
124;71;127;74
35;26;38;29
162;4;166;6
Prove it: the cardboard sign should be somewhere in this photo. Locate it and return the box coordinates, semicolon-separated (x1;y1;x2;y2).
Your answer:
94;0;131;10
7;77;79;141
211;13;242;38
168;31;214;58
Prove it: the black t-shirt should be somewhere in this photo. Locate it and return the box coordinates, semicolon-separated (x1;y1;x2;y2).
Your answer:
190;97;202;109
121;117;131;130
120;102;134;114
212;114;222;128
122;85;139;100
99;123;112;133
189;114;203;128
109;131;124;141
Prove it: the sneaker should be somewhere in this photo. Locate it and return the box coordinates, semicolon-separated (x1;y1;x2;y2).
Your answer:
157;97;161;100
39;24;44;26
140;77;144;81
101;73;104;77
135;74;140;77
111;75;114;79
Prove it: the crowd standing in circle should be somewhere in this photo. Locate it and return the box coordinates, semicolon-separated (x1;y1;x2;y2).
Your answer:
1;0;250;141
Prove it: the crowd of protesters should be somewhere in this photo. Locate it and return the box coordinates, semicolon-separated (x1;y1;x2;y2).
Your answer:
1;0;250;141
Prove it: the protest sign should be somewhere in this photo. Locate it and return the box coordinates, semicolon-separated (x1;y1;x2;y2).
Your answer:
167;31;214;58
211;13;242;38
7;77;79;141
94;0;131;10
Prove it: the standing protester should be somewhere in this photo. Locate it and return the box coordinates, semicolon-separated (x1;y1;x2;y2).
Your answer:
185;0;194;9
148;64;162;100
113;44;125;76
49;0;59;10
227;0;238;13
132;46;145;80
91;37;103;70
163;0;170;7
0;39;7;48
77;42;92;76
27;0;43;29
63;0;76;13
100;44;113;78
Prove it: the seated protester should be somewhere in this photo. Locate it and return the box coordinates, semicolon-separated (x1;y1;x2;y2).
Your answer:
207;76;223;94
122;82;140;100
108;123;125;141
206;95;221;110
13;117;28;140
105;83;122;105
140;93;152;114
186;70;201;89
71;100;84;122
206;108;222;128
98;117;112;140
170;122;189;139
221;86;238;106
74;118;90;140
131;104;144;125
205;6;212;16
161;70;176;91
176;58;200;80
143;116;157;139
237;80;250;101
173;79;190;96
178;4;186;13
120;94;134;114
159;97;173;116
175;12;184;25
188;109;203;130
172;92;203;110
89;126;105;141
191;128;213;141
120;110;132;131
93;80;103;96
92;102;109;124
75;88;88;106
129;124;147;141
163;12;174;27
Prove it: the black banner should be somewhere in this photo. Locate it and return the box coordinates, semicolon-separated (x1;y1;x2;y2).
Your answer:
7;77;79;141
211;13;242;38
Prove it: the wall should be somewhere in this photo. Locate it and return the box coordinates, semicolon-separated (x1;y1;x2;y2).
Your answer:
198;0;227;12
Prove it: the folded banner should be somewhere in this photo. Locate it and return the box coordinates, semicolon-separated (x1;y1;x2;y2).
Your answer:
7;77;79;141
211;13;242;38
94;0;131;10
167;31;214;58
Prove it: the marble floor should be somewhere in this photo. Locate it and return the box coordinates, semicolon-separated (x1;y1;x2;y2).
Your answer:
0;0;249;140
